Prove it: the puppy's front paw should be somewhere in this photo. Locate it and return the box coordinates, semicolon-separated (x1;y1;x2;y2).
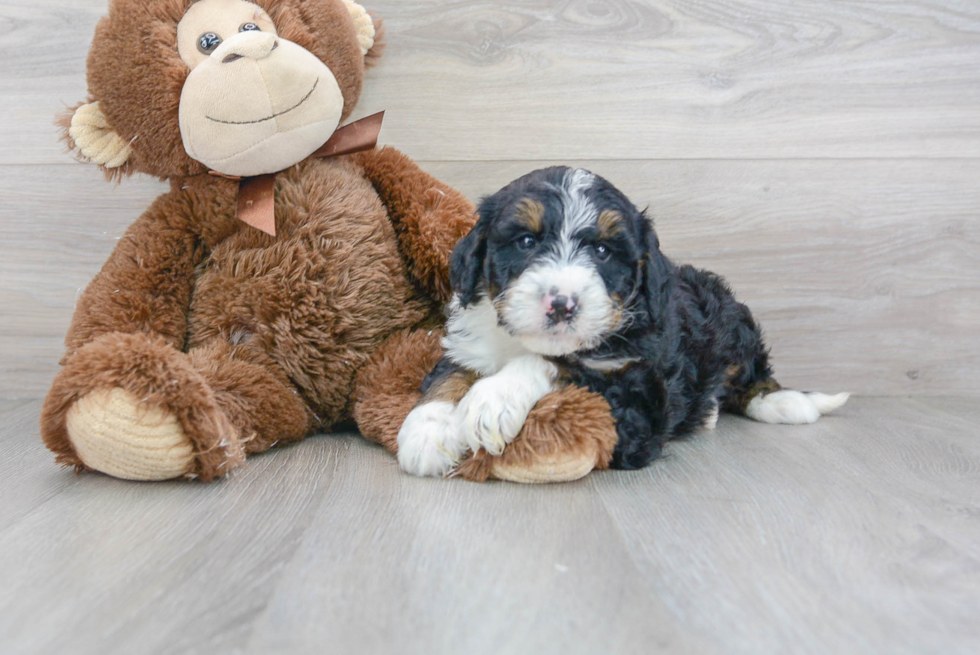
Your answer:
397;402;467;477
457;377;535;456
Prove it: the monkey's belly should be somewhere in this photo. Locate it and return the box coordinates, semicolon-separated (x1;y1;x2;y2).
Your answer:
186;160;432;421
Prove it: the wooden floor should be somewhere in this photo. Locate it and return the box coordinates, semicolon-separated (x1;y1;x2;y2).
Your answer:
1;0;979;396
2;1;980;653
1;396;978;654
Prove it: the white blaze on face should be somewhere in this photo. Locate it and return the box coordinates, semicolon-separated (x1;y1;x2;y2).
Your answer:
553;168;599;263
176;0;345;177
497;169;618;357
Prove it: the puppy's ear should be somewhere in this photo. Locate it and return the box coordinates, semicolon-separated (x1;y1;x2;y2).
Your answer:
639;212;674;329
450;197;493;307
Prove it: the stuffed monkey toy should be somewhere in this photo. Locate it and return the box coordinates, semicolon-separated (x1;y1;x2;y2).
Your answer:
41;0;617;483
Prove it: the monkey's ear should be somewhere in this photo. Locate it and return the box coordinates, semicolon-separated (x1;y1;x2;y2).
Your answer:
344;1;385;64
60;101;133;171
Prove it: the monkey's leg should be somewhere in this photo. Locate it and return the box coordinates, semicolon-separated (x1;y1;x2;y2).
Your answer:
352;327;444;453
455;386;618;484
42;334;310;482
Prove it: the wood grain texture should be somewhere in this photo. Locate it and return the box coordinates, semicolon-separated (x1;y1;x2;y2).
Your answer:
3;1;980;164
3;2;978;653
424;159;980;396
3;160;977;397
2;0;979;396
1;397;978;654
0;0;105;165
0;166;170;397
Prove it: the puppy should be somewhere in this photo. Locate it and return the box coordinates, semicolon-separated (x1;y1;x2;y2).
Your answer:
397;167;848;477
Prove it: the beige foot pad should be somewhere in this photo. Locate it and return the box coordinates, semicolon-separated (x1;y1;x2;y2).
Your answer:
490;453;597;484
65;388;195;481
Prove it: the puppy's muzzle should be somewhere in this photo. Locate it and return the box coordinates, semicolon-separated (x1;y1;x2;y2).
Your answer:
546;289;578;324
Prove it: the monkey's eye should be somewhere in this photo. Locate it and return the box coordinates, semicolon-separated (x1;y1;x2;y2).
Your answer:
517;235;537;251
197;32;222;55
594;243;611;261
240;22;261;32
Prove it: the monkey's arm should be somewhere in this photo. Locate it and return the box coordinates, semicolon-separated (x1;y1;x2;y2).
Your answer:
354;146;476;303
63;191;208;361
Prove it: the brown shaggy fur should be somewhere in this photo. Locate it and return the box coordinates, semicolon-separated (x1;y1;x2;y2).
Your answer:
354;147;476;304
352;328;445;452
455;386;617;483
364;17;386;68
74;0;368;180
42;0;620;482
352;328;617;482
43;146;467;479
41;332;244;481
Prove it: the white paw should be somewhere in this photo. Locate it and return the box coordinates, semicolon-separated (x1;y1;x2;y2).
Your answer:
397;402;467;477
456;377;536;456
746;390;850;425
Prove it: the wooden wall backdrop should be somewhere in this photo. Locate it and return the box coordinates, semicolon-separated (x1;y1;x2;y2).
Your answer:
1;0;978;398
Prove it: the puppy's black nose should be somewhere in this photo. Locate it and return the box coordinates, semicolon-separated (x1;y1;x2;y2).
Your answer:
548;295;577;322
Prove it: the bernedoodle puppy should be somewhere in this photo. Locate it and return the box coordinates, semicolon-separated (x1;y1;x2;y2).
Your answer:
397;167;848;477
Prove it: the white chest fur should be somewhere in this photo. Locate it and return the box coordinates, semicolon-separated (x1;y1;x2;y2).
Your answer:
442;296;534;376
398;295;559;478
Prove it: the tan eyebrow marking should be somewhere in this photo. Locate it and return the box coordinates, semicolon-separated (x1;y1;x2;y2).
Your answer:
514;198;545;233
597;209;624;239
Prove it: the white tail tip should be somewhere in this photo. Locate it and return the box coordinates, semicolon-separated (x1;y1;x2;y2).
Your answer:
745;390;850;425
807;392;850;415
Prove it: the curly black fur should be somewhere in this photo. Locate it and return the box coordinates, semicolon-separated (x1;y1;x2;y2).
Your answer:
444;166;784;470
558;265;776;469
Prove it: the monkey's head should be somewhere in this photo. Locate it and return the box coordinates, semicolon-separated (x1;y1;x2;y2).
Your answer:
64;0;383;179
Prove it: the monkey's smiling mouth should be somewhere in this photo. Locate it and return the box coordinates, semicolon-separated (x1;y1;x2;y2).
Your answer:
206;78;319;126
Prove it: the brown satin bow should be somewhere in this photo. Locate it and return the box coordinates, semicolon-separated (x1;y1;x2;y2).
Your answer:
208;111;385;236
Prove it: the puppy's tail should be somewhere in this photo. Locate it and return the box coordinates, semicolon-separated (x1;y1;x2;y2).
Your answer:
743;387;850;425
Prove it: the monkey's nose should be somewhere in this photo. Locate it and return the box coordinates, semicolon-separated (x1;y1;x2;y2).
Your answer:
215;32;279;64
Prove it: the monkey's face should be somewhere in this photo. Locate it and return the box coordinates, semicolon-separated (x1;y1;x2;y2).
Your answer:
177;0;345;177
67;0;377;179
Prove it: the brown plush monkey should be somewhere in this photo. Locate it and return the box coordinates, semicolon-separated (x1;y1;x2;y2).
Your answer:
40;0;616;483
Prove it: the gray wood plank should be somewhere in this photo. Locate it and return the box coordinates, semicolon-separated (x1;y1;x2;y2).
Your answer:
0;402;710;655
595;397;980;655
0;398;77;533
0;0;106;165
0;165;170;397
0;427;347;654
1;398;978;654
3;0;980;164
424;158;980;396
241;443;713;655
3;160;977;397
2;0;979;651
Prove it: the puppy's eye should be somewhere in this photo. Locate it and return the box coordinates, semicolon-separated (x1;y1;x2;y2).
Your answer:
198;32;222;54
240;22;261;32
594;243;611;261
517;235;537;251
